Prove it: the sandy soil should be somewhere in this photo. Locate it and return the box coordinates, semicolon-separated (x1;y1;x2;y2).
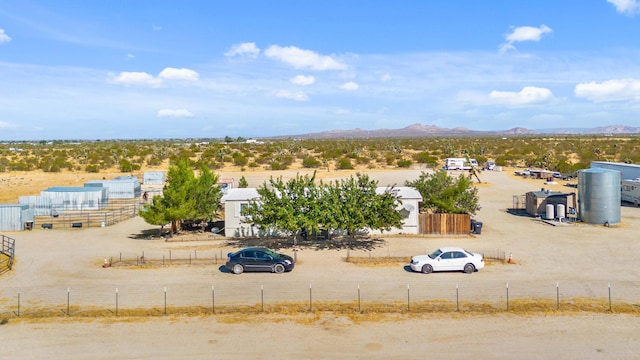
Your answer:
2;168;640;359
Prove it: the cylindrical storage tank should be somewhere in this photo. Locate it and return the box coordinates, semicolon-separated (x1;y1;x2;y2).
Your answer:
546;204;554;220
557;204;566;219
577;168;621;225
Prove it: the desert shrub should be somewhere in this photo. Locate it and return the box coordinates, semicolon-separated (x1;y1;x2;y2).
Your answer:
85;164;100;173
232;152;248;167
302;156;321;168
336;158;353;170
396;159;412;168
270;161;288;170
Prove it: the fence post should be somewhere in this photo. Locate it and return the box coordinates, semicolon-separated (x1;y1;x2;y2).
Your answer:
608;283;611;311
407;284;410;312
261;285;264;312
506;283;509;311
357;284;361;313
556;282;560;310
115;288;119;316
67;288;70;316
456;283;459;311
309;283;313;312
164;287;167;315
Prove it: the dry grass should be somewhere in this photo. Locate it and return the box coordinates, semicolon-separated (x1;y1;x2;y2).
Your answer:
2;298;639;326
344;256;411;267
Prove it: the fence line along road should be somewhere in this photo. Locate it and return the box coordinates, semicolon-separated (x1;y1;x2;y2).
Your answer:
1;280;638;319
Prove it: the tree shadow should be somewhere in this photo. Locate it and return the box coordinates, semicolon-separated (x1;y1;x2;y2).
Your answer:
129;228;168;240
223;236;386;252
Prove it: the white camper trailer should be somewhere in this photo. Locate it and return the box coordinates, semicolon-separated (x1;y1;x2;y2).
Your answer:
621;178;640;206
445;158;477;170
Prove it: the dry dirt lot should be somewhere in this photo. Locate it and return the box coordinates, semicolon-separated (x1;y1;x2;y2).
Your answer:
1;168;640;359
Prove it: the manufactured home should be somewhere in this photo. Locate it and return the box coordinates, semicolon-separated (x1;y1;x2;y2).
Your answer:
622;178;640;206
221;186;423;238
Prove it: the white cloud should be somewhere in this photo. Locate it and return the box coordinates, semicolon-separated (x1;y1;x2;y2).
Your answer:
265;45;346;71
574;78;640;102
290;75;315;86
111;72;163;87
489;86;554;106
0;120;18;129
607;0;640;15
225;42;260;58
340;81;359;91
152;25;162;31
380;74;392;81
126;53;135;59
157;109;194;118
500;25;552;52
274;90;309;101
158;67;199;81
0;29;11;44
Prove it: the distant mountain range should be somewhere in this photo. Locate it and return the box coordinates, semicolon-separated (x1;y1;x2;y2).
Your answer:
281;124;640;139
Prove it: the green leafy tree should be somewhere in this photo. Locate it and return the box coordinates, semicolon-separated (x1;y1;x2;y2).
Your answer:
323;173;403;237
140;160;222;234
242;172;322;242
406;170;480;215
238;176;249;188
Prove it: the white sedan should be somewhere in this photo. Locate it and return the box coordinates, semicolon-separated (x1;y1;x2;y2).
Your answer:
410;247;485;274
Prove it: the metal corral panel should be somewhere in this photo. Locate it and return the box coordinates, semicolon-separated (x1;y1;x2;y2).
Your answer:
578;168;621;225
143;171;166;185
85;176;141;199
41;186;108;211
591;161;640;181
0;204;33;231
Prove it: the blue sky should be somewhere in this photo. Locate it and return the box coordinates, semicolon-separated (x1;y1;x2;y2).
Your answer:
1;0;640;140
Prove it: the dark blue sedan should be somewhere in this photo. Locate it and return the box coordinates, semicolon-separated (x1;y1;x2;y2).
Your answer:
225;247;295;274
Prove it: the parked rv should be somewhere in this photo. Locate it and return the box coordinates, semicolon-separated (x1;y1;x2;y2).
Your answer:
485;161;496;171
445;158;477;170
621;178;640;206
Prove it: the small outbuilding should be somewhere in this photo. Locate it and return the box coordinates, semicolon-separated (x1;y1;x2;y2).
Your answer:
525;188;577;220
143;171;166;185
39;186;108;212
84;175;141;199
0;204;35;231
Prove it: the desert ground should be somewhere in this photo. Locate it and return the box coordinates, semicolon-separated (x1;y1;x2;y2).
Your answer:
2;167;640;359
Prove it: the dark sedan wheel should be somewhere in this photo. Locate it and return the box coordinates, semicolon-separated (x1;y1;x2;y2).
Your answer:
421;264;433;274
274;263;285;274
232;263;244;274
463;263;475;274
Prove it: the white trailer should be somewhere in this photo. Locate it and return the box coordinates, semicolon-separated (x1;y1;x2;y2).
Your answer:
445;158;477;170
621;178;640;206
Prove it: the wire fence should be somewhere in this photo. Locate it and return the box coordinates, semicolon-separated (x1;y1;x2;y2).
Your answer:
2;279;639;319
0;235;15;274
35;203;140;229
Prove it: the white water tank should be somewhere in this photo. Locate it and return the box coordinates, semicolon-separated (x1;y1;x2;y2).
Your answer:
557;204;566;219
546;204;555;220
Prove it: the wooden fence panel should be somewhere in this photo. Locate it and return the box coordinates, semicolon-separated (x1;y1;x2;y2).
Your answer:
418;213;471;235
